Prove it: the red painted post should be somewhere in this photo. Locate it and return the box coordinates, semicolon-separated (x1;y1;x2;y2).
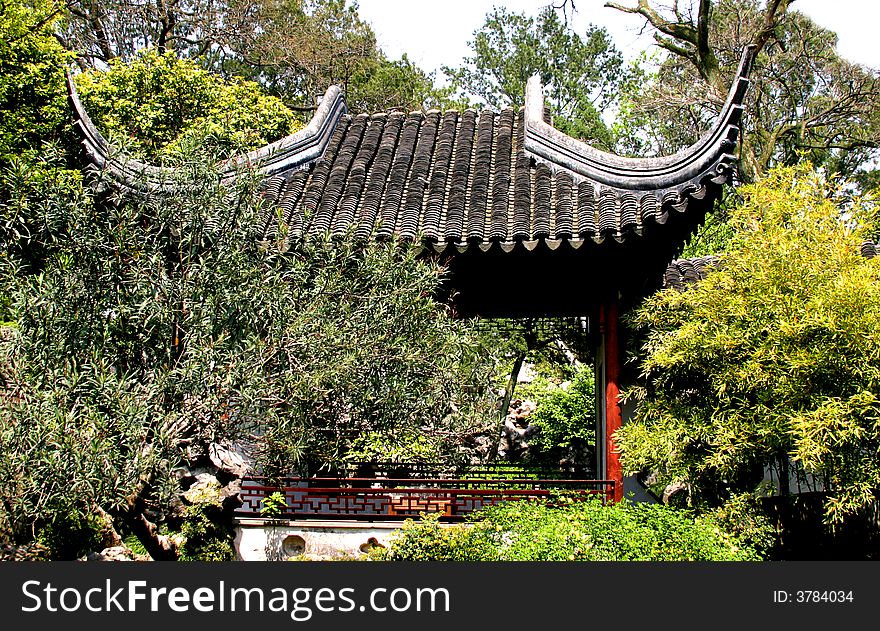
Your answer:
603;298;624;502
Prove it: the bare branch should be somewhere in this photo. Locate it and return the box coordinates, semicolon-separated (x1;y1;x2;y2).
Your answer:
605;1;699;46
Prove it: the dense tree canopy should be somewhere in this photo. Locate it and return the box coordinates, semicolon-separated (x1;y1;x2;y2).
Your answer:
610;0;880;185
75;49;301;160
0;0;73;157
60;0;454;113
619;164;880;524
0;11;305;312
0;150;494;556
444;5;627;146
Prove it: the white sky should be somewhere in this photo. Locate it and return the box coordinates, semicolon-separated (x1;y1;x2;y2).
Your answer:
356;0;880;77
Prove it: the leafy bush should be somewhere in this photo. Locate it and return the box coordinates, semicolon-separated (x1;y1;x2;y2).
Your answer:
179;504;235;562
0;361;173;548
522;364;595;454
379;497;766;561
709;493;776;554
261;492;287;519
75;49;301;160
0;0;74;157
34;511;105;560
373;513;495;562
619;164;880;523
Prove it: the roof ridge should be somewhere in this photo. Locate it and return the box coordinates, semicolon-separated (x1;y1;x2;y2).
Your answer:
363;105;519;118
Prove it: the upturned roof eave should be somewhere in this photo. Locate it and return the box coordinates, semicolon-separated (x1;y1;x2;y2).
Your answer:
68;46;753;201
66;71;348;193
522;45;754;192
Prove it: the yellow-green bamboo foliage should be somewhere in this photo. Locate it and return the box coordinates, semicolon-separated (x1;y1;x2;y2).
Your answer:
620;164;880;524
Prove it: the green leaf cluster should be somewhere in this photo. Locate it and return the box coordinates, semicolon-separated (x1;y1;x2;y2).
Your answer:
75;49;302;160
0;0;81;315
378;497;765;561
348;54;469;113
518;364;595;454
0;0;74;157
178;504;235;562
260;492;287;519
0;353;178;548
619;164;880;523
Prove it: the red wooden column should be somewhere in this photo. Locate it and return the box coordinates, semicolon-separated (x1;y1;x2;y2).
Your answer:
602;298;624;502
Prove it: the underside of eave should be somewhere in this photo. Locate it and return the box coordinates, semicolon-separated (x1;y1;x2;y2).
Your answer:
439;201;713;319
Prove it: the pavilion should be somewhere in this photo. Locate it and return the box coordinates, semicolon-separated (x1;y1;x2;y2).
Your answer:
67;47;754;510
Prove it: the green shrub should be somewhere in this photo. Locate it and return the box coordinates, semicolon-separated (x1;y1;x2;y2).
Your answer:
619;165;880;523
34;510;104;560
261;492;287;519
372;513;495;561
523;364;595;453
122;533;150;558
0;0;75;157
178;504;235;562
380;497;766;561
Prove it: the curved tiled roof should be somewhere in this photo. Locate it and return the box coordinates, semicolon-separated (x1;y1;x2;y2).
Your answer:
256;105;715;249
662;255;721;291
69;48;754;253
68;49;754;317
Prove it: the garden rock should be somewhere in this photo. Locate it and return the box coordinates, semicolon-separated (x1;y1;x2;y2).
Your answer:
662;480;690;504
182;474;223;506
506;398;536;427
209;442;251;477
172;466;217;487
81;546;150;562
221;480;243;510
498;418;537;459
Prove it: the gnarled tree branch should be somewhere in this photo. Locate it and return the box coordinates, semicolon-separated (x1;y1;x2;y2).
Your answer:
605;0;721;89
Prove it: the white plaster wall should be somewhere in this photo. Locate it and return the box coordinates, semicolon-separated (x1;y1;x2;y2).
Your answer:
234;520;403;561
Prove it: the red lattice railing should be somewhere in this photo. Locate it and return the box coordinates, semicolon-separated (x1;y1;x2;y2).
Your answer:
237;476;614;521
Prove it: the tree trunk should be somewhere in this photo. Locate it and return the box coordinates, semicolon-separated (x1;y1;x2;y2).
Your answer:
491;351;526;462
126;501;180;561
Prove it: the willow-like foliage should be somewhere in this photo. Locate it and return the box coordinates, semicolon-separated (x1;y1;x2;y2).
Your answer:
0;149;494;547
